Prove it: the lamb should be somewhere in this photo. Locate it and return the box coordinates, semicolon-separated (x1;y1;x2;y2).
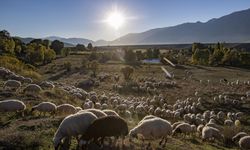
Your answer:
0;99;26;116
202;126;223;142
103;109;119;116
239;136;250;150
232;132;248;143
23;84;42;95
79;116;128;147
78;109;107;118
31;102;57;116
4;80;21;91
57;104;76;115
53;112;97;149
129;117;172;146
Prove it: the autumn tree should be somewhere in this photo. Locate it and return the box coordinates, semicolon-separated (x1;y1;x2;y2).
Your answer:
121;66;134;81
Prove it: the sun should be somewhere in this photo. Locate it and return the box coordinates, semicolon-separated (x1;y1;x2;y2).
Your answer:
106;11;125;30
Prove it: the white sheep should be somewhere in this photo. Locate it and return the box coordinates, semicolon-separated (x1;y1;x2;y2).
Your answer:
224;119;234;126
0;99;26;116
172;123;193;136
4;80;21;91
103;109;119;116
239;136;250;150
23;84;42;95
129;117;172;146
53;112;97;149
202;126;223;142
31;102;57;116
75;107;82;112
78;108;107;118
57;104;76;115
232;132;248;143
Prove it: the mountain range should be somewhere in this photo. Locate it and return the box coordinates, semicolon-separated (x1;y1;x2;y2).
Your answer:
19;8;250;46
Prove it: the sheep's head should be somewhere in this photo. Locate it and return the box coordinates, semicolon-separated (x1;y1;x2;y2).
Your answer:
129;129;138;139
53;137;62;150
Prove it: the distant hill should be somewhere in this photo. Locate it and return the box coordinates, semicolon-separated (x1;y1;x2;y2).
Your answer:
16;8;250;46
45;36;94;46
110;8;250;45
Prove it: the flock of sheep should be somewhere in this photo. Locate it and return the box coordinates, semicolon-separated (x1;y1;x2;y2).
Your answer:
1;66;250;150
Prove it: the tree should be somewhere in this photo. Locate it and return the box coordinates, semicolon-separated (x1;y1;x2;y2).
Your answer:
61;47;71;57
152;48;160;58
75;44;86;51
44;49;56;64
135;50;144;61
87;43;93;50
88;60;99;77
192;49;209;65
124;49;136;64
50;40;64;55
121;66;134;81
146;48;153;59
0;30;15;54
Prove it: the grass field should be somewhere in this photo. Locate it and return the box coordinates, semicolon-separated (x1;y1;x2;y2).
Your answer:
0;55;250;150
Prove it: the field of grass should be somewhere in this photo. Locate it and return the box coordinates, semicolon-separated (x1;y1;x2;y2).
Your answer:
0;54;250;150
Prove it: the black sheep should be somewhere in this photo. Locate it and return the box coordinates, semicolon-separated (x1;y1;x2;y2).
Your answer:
79;115;128;147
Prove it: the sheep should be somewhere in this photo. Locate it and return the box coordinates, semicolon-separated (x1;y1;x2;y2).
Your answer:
232;132;248;143
139;115;157;124
75;107;82;112
40;81;55;89
79;116;128;147
57;104;76;115
31;102;57;116
53;112;97;150
197;124;204;134
3;80;21;91
0;99;26;116
103;109;119;116
78;109;107;118
23;84;42;95
202;126;223;142
172;123;193;136
205;123;223;131
23;77;33;83
239;136;250;150
224;119;234;126
129;117;172;146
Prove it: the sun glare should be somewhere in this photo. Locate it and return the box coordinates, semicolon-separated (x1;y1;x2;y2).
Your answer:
106;11;125;30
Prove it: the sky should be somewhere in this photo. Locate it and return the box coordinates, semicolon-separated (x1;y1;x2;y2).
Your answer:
1;0;250;41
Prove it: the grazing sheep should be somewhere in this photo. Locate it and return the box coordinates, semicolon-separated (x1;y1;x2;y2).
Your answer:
202;126;223;142
53;112;97;149
78;109;107;118
172;121;185;130
129;117;172;146
103;109;119;116
232;132;248;143
172;123;193;136
31;102;57;116
0;99;26;116
79;116;128;147
4;80;21;91
239;136;250;150
57;104;76;115
23;84;42;95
